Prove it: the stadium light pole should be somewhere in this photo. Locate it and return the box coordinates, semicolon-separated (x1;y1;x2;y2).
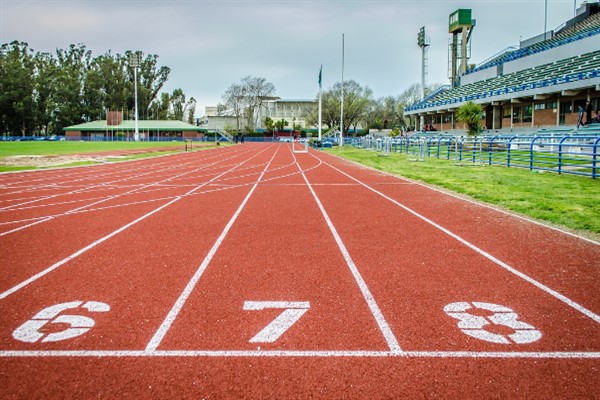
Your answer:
544;0;548;40
129;52;141;142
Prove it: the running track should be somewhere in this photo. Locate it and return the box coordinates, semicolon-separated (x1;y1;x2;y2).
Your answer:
1;143;598;398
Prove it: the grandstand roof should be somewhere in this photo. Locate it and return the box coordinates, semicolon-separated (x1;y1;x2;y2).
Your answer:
467;15;600;75
406;50;600;114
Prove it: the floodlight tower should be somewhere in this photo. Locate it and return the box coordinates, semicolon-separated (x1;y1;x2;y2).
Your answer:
448;9;475;87
417;26;430;130
417;26;430;101
129;52;141;141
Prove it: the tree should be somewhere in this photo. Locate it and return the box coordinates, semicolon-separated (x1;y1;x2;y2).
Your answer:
456;101;483;135
274;118;288;131
33;51;57;135
222;82;246;131
185;97;196;125
126;51;170;119
52;43;90;132
241;75;275;131
222;76;276;132
170;88;186;121
0;41;36;136
264;116;274;132
0;42;184;135
321;80;371;135
397;83;444;130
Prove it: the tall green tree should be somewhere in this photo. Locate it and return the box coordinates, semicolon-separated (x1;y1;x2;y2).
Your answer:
0;41;36;136
0;42;181;135
321;80;371;135
52;43;90;132
185;97;196;124
33;51;57;135
170;88;186;121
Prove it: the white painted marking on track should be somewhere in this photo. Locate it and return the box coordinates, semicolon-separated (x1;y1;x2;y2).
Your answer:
243;301;310;343
0;146;260;237
0;349;598;359
444;301;542;345
314;155;600;325
12;301;110;343
145;146;281;351
291;149;403;354
0;146;273;300
333;154;600;246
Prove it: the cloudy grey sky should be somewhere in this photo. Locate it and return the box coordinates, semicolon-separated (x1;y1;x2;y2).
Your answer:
1;0;582;116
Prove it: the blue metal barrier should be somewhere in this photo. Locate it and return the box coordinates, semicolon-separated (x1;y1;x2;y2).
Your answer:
353;133;599;179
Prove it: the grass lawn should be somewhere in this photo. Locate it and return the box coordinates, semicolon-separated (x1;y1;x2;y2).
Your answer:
0;141;186;157
328;146;600;239
0;141;222;172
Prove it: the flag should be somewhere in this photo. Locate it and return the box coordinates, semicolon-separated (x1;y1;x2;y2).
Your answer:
318;65;322;89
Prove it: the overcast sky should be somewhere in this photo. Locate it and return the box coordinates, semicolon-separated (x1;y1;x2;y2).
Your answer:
1;0;583;116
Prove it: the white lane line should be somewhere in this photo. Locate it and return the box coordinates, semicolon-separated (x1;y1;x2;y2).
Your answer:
0;145;252;211
0;144;235;192
0;350;598;359
145;146;280;351
331;154;600;246
0;146;272;300
0;144;247;206
0;147;257;237
293;152;403;354
318;156;600;325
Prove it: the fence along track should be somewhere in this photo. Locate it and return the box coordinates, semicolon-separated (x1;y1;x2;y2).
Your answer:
353;131;600;179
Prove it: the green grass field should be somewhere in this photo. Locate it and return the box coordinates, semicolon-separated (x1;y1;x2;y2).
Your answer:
329;146;600;239
0;141;185;157
0;141;219;172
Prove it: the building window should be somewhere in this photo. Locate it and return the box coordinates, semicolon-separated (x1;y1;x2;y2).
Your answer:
545;101;557;109
534;103;545;110
559;101;572;125
523;105;533;123
512;106;522;124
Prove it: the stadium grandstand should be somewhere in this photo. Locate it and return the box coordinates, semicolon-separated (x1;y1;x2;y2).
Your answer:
405;1;600;132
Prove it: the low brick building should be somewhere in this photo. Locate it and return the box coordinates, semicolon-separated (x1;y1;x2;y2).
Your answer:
64;113;206;141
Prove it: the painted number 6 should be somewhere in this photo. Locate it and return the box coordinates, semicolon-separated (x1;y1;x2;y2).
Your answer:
444;301;542;344
13;300;110;343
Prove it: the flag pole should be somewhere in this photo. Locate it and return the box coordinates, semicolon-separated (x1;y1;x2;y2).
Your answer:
340;33;344;147
318;65;322;141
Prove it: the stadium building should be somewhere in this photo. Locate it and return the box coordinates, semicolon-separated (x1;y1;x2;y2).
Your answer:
200;98;316;131
64;111;206;141
405;2;600;132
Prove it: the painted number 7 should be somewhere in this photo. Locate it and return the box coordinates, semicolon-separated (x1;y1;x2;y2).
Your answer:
243;301;310;343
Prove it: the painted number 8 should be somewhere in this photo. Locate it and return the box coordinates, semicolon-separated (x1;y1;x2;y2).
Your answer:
444;301;542;344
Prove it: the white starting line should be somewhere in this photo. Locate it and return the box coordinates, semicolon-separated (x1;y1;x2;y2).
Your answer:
0;349;598;359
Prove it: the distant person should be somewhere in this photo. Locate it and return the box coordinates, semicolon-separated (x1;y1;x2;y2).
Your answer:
428;124;437;132
585;101;593;125
240;133;245;144
577;105;585;129
594;110;600;123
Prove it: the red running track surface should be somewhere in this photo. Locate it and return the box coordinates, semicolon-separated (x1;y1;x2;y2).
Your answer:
1;143;598;398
